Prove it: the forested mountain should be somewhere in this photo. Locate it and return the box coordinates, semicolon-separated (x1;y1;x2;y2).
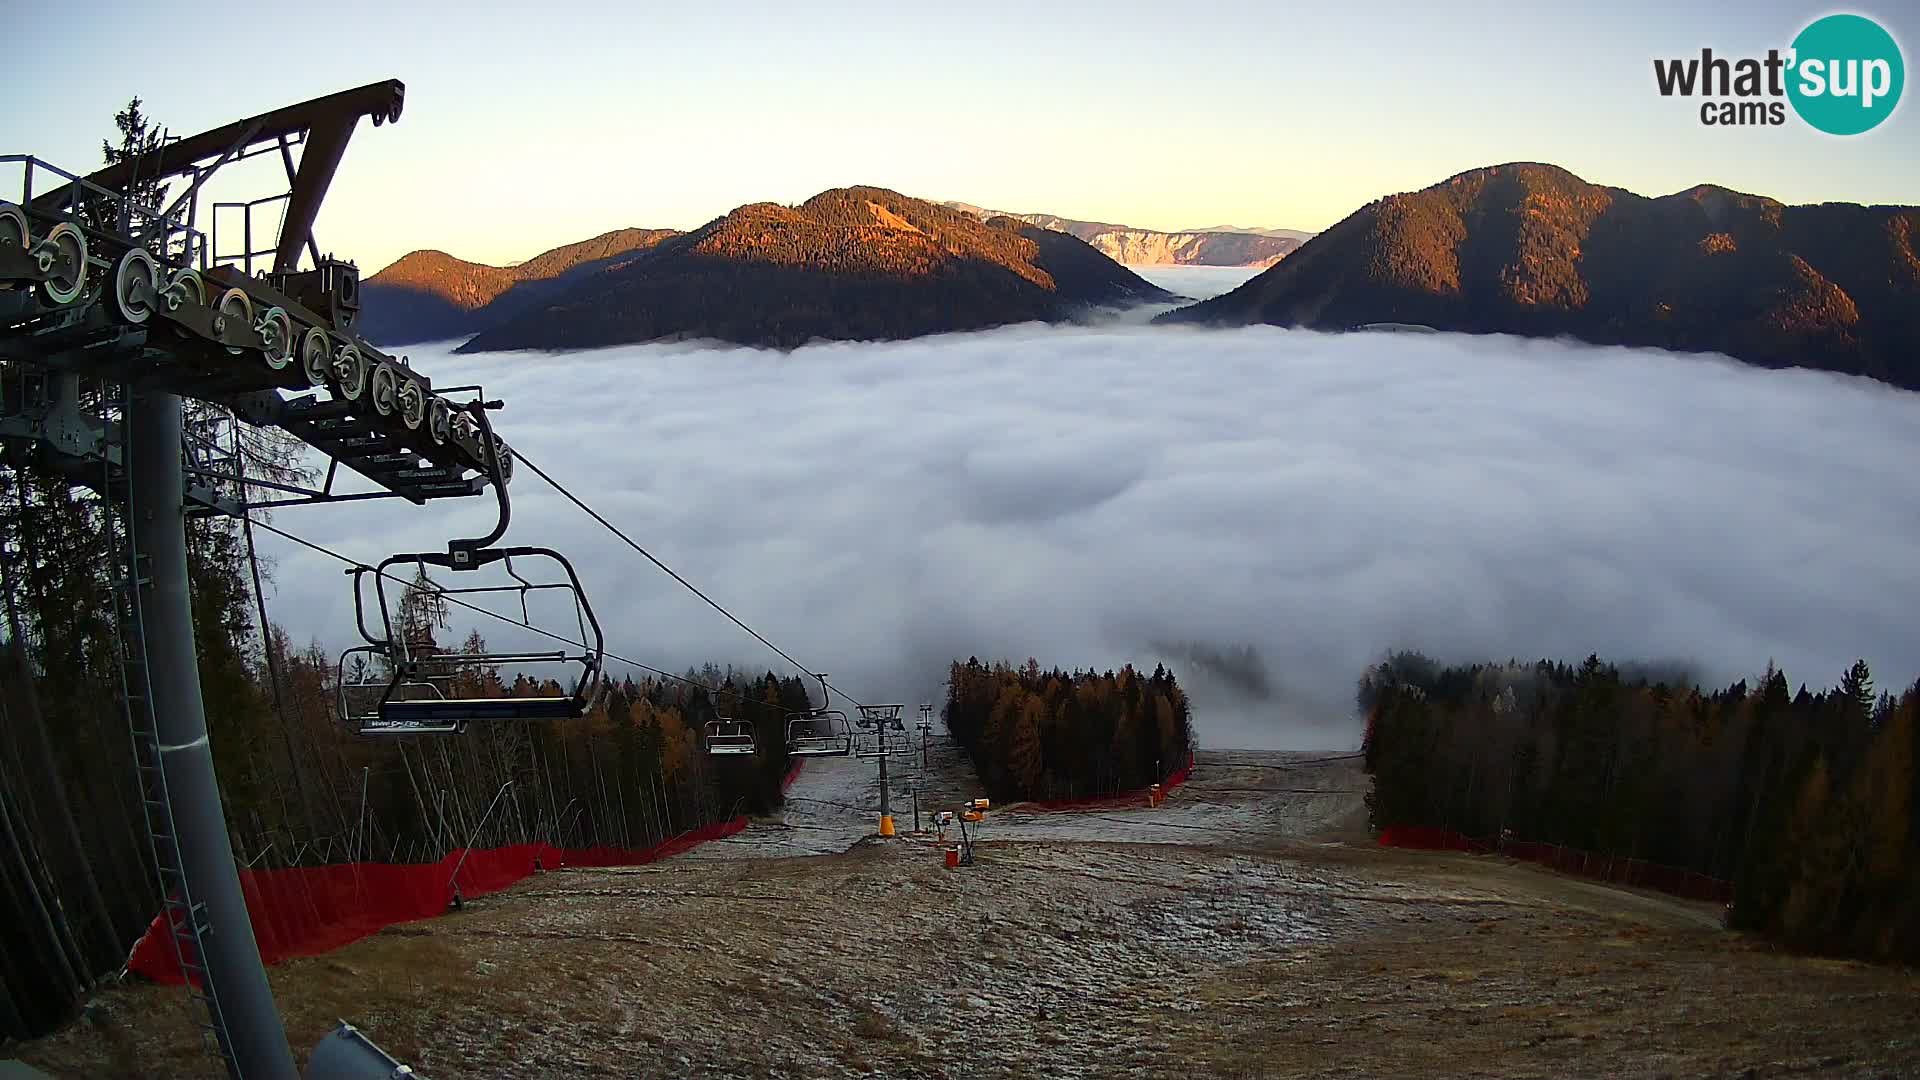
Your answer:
1160;163;1920;390
359;227;681;344
1361;652;1920;963
459;187;1175;352
942;202;1305;267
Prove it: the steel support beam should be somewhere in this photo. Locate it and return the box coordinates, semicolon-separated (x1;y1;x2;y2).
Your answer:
128;389;296;1079
28;81;403;212
272;119;355;274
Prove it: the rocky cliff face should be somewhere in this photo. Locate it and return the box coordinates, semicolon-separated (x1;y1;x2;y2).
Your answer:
943;204;1306;267
1080;229;1297;268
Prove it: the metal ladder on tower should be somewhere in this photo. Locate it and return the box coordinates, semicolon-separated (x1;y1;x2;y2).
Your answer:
100;389;242;1076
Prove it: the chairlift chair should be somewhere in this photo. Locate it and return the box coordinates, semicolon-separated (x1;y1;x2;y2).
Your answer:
336;402;605;735
785;672;853;756
785;711;853;756
704;717;758;756
335;643;462;736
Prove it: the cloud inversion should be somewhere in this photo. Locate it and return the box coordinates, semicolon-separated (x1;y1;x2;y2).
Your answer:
256;311;1920;751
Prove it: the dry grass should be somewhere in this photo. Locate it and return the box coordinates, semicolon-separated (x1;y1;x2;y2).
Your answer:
15;756;1920;1079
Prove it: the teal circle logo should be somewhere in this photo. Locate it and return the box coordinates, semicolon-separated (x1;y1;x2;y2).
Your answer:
1787;14;1904;135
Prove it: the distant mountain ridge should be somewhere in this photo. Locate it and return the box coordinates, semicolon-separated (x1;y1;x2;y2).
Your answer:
454;186;1176;352
1159;163;1920;390
360;227;681;344
941;202;1307;267
1187;225;1316;243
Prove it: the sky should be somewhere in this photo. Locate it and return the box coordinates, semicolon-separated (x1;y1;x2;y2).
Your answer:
5;1;1915;274
244;271;1920;751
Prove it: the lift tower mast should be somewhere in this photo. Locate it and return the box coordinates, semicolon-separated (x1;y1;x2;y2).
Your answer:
2;80;513;1078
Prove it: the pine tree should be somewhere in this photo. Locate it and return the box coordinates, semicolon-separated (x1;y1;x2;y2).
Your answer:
1857;699;1913;887
99;97;173;243
1008;696;1044;796
1841;660;1875;729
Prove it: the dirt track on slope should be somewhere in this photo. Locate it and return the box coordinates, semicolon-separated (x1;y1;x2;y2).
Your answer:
12;750;1919;1079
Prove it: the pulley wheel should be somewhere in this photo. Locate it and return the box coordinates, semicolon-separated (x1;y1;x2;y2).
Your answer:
491;434;513;484
300;327;332;387
368;362;399;417
396;379;428;431
256;306;295;370
0;202;27;253
113;247;160;324
332;344;368;401
449;411;480;459
217;288;253;353
426;396;452;445
165;268;205;311
37;223;87;306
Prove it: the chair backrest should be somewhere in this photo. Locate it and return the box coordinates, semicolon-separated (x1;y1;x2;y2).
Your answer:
344;544;605;734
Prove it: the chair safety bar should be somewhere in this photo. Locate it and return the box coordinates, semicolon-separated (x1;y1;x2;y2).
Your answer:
343;544;605;729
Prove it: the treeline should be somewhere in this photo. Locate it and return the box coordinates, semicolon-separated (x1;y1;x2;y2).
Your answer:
943;657;1195;803
1361;651;1919;963
0;450;809;1039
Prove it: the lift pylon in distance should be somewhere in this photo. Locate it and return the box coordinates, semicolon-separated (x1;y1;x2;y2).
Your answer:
854;702;911;758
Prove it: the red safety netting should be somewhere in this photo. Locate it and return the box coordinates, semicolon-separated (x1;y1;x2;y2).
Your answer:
127;817;747;986
1499;839;1735;904
1375;825;1488;852
131;761;816;985
1025;753;1196;813
1377;827;1733;903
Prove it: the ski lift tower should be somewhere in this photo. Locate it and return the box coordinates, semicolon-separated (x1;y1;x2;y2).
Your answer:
854;703;909;836
0;80;522;1079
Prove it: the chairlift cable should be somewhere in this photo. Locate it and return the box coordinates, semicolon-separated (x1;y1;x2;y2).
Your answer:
506;447;867;709
248;518;788;709
235;449;329;834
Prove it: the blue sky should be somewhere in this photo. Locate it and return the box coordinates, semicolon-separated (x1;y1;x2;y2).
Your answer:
6;0;1915;273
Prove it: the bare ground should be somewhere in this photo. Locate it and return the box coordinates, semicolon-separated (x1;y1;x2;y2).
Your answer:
11;750;1919;1079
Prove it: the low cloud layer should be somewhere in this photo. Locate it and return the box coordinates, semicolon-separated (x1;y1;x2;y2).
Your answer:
256;318;1920;751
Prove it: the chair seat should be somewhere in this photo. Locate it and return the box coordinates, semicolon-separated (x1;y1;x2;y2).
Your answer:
357;719;464;736
383;696;582;724
790;739;851;756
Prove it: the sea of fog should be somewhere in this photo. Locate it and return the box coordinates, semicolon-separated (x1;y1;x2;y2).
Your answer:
1129;265;1263;302
257;272;1920;751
